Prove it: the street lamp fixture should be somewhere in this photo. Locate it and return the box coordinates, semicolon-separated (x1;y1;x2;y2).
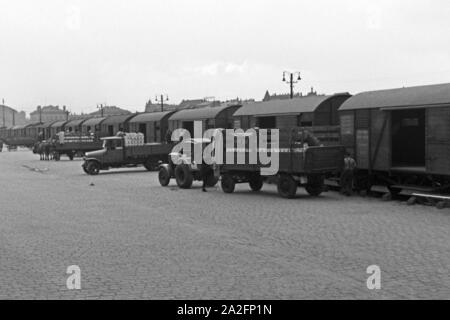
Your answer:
282;71;301;99
155;94;169;112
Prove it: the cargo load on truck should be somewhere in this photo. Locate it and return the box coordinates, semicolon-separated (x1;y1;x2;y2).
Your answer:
52;132;103;160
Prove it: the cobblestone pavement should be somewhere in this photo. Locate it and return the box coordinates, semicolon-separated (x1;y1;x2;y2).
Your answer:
0;150;449;299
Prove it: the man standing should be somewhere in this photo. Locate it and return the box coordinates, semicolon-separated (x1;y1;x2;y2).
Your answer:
341;152;356;196
200;163;211;192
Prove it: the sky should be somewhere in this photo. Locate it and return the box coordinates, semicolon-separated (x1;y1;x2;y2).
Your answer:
1;0;450;114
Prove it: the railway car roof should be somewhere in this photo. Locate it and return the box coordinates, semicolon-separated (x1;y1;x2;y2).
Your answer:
233;94;350;117
169;104;240;121
39;121;59;128
65;118;90;127
50;120;68;128
101;114;135;125
26;122;43;128
10;124;27;129
340;83;450;110
129;111;175;123
81;117;107;126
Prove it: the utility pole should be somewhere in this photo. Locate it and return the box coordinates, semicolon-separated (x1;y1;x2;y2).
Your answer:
155;95;169;112
38;106;42;123
2;99;5;127
282;71;301;99
97;104;105;117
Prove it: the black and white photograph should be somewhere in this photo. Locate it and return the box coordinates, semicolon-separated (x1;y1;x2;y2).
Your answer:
0;0;449;307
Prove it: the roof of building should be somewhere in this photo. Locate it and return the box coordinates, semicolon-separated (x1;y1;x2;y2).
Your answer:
340;83;450;111
89;106;132;117
81;117;107;127
178;99;206;109
101;114;135;125
234;94;350;117
30;105;67;115
169;104;240;121
129;111;175;123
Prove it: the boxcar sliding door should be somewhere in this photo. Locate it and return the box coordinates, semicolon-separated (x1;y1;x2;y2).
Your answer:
426;107;450;175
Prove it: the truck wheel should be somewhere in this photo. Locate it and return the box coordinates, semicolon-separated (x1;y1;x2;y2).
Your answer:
249;175;264;192
305;175;324;196
205;172;219;187
277;174;297;198
175;165;193;189
158;167;171;186
221;174;235;193
86;161;100;175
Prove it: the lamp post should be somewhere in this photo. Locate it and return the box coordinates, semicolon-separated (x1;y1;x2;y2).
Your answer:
282;71;301;99
155;95;169;112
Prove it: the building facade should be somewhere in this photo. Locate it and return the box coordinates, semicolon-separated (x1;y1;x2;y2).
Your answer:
0;105;27;127
29;105;69;123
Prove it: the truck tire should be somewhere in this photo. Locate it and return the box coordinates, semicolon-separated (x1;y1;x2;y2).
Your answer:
158;167;171;186
249;175;264;192
221;174;235;193
277;174;297;198
82;163;89;174
305;175;324;196
205;172;219;187
86;161;100;175
175;165;193;189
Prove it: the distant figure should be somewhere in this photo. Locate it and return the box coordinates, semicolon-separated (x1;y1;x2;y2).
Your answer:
165;129;172;144
341;152;357;196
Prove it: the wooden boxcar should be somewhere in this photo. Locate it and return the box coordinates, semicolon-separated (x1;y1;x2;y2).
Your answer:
49;120;69;137
81;117;107;136
168;103;242;135
128;111;175;143
100;114;135;137
339;82;450;193
233;93;351;145
37;121;58;140
64;118;90;134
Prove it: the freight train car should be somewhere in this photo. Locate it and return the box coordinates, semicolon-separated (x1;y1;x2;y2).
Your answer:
128;111;175;143
339;82;450;194
168;103;242;136
233;93;350;145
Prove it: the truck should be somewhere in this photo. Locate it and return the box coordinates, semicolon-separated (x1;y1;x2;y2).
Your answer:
158;138;219;188
52;133;103;160
215;128;345;198
82;133;173;175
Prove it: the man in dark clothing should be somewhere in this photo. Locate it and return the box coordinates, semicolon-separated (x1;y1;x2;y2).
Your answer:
200;163;211;192
341;152;357;196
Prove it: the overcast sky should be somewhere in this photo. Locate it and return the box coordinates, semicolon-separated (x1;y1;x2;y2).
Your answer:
1;0;449;114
